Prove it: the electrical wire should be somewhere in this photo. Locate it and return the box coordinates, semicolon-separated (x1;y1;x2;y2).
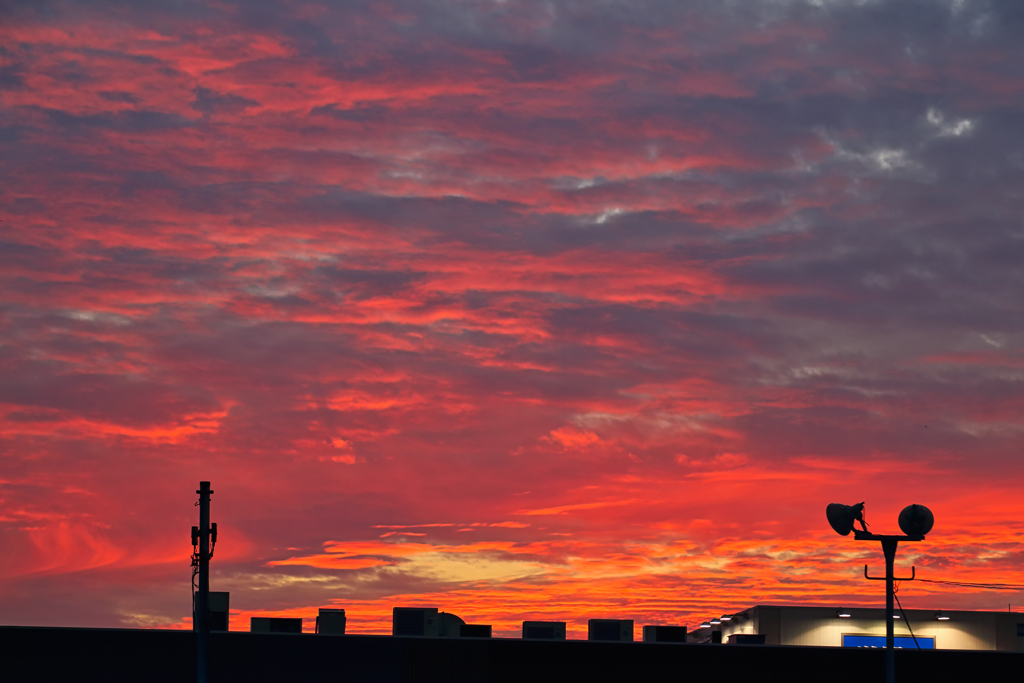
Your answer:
890;576;1024;650
915;578;1024;591
893;581;920;650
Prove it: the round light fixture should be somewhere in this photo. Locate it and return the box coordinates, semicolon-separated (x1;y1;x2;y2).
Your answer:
710;618;721;625
700;622;711;629
898;504;935;536
837;609;851;618
936;611;949;621
720;615;732;622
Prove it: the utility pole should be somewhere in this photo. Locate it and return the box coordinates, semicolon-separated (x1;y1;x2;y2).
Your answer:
194;481;213;683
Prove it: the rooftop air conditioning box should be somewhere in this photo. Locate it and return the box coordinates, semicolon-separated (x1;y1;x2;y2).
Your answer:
588;619;633;642
642;625;686;643
522;621;566;640
316;608;346;635
250;617;302;634
393;607;439;637
460;624;492;638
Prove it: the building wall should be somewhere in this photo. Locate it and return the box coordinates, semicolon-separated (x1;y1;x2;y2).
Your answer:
719;606;1024;651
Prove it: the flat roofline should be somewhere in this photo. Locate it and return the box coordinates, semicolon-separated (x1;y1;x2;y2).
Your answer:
732;605;1022;615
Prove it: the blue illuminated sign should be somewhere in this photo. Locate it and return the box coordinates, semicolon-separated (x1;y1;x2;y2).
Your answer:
842;635;934;649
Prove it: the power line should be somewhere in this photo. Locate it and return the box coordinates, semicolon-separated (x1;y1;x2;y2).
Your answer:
893;582;921;650
915;578;1024;591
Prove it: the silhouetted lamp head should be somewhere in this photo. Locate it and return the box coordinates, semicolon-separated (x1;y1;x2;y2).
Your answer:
898;504;934;536
826;503;860;536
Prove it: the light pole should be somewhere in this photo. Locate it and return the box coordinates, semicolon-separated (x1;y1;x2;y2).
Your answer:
826;502;934;683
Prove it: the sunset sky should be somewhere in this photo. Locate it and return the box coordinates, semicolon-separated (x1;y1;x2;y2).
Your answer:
2;0;1023;638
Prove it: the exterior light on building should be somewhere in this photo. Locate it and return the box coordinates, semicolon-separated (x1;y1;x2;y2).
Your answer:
709;618;721;625
936;612;949;621
720;615;732;622
699;622;711;629
838;609;851;618
893;613;900;619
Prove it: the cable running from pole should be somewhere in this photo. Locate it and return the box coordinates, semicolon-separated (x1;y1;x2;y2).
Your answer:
915;578;1024;590
893;581;920;650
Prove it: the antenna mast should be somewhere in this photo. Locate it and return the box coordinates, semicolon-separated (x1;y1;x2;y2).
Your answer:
193;481;214;683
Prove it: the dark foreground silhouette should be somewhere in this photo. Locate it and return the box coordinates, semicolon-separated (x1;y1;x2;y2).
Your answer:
3;625;1019;682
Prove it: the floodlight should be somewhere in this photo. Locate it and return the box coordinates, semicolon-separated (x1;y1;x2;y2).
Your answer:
936;612;949;621
700;622;711;629
837;609;851;618
709;618;721;625
826;502;867;536
720;615;732;622
893;614;900;619
898;504;934;536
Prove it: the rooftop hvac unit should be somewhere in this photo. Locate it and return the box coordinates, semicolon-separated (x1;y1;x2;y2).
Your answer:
208;592;229;632
588;619;633;642
315;608;346;635
460;624;492;638
393;607;439;637
250;617;302;634
642;625;687;643
522;621;566;640
438;611;466;638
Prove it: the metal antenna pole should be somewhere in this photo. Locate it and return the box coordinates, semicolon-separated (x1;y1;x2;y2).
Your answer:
196;481;213;683
882;539;897;683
